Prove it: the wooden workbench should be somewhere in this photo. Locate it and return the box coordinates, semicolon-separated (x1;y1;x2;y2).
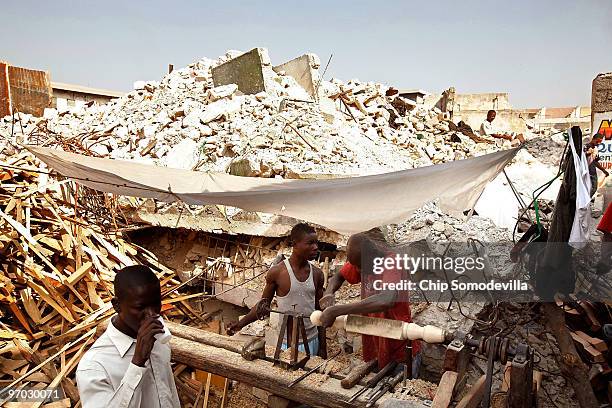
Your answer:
163;321;359;407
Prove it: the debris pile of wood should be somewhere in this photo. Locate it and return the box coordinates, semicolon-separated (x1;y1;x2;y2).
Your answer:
558;297;612;403
0;153;199;406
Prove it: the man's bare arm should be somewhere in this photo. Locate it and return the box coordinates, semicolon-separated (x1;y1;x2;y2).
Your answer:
318;291;397;328
320;270;345;310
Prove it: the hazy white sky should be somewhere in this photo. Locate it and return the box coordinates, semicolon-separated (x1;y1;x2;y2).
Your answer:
2;0;611;107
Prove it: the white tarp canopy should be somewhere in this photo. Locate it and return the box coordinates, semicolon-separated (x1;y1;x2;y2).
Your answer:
28;146;519;235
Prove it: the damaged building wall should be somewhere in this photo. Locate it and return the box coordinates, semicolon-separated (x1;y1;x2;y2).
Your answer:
51;81;124;110
127;226;338;308
450;92;531;134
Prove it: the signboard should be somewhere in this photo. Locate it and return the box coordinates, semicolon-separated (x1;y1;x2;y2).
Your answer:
593;112;612;170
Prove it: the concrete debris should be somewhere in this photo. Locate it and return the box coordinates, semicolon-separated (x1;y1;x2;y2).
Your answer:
0;48;511;179
388;202;512;245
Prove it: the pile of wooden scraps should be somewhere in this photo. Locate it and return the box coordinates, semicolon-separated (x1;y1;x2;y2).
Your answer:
558;296;612;402
0;153;199;407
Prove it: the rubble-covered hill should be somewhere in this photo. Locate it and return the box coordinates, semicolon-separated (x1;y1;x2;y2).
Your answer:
1;48;506;177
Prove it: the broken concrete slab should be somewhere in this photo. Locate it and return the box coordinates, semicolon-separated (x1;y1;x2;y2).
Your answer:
273;53;320;99
212;48;269;95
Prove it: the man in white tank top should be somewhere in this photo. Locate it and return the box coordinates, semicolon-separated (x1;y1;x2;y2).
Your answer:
226;223;326;357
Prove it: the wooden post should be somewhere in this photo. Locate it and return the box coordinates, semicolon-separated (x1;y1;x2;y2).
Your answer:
432;371;458;408
456;375;486;408
508;354;533;408
442;340;470;393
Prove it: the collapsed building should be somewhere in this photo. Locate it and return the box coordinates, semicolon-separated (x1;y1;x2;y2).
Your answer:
0;48;610;408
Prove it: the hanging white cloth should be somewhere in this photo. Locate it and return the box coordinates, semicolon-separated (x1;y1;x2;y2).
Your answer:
568;134;592;248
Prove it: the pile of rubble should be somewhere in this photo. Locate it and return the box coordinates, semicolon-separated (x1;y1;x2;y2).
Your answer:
0;48;506;178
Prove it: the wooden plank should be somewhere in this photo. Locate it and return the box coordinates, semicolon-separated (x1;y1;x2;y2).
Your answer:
19;288;42;323
1;286;33;334
432;371;458;408
65;262;92;286
26;281;74;323
220;377;230;408
91;231;134;267
577;301;602;332
501;362;512;392
0;208;63;277
202;371;212;408
42;400;71;408
38;236;62;252
575;330;607;352
570;331;604;363
86;281;104;308
533;370;542;394
30;333;93;408
456;375;486;408
0;329;92;394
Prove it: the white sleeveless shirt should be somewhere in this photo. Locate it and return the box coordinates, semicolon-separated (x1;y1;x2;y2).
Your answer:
275;259;317;340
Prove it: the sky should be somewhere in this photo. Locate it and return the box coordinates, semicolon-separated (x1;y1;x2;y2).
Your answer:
1;0;611;108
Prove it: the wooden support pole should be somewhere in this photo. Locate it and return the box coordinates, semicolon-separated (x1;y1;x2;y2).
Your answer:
442;341;469;393
508;355;534;408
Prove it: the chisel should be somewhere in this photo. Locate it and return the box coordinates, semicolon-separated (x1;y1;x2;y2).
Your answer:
365;369;405;408
341;359;378;389
348;360;397;403
287;350;341;388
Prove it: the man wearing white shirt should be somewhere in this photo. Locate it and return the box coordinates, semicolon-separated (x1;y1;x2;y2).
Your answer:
480;110;525;145
76;265;180;408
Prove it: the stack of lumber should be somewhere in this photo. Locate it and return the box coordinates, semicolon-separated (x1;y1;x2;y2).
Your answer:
0;153;198;406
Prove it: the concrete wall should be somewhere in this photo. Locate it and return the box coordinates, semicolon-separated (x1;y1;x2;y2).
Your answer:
454;109;530;134
212;48;270;95
454;92;511;111
450;92;523;132
273;54;320;99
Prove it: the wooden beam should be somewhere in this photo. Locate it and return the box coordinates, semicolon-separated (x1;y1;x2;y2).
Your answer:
170;336;359;408
432;371;458;408
455;375;486;408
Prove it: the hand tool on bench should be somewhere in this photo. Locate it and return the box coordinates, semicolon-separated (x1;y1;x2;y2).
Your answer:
341;359;378;389
366;368;405;408
287;350;341;388
348;360;398;403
